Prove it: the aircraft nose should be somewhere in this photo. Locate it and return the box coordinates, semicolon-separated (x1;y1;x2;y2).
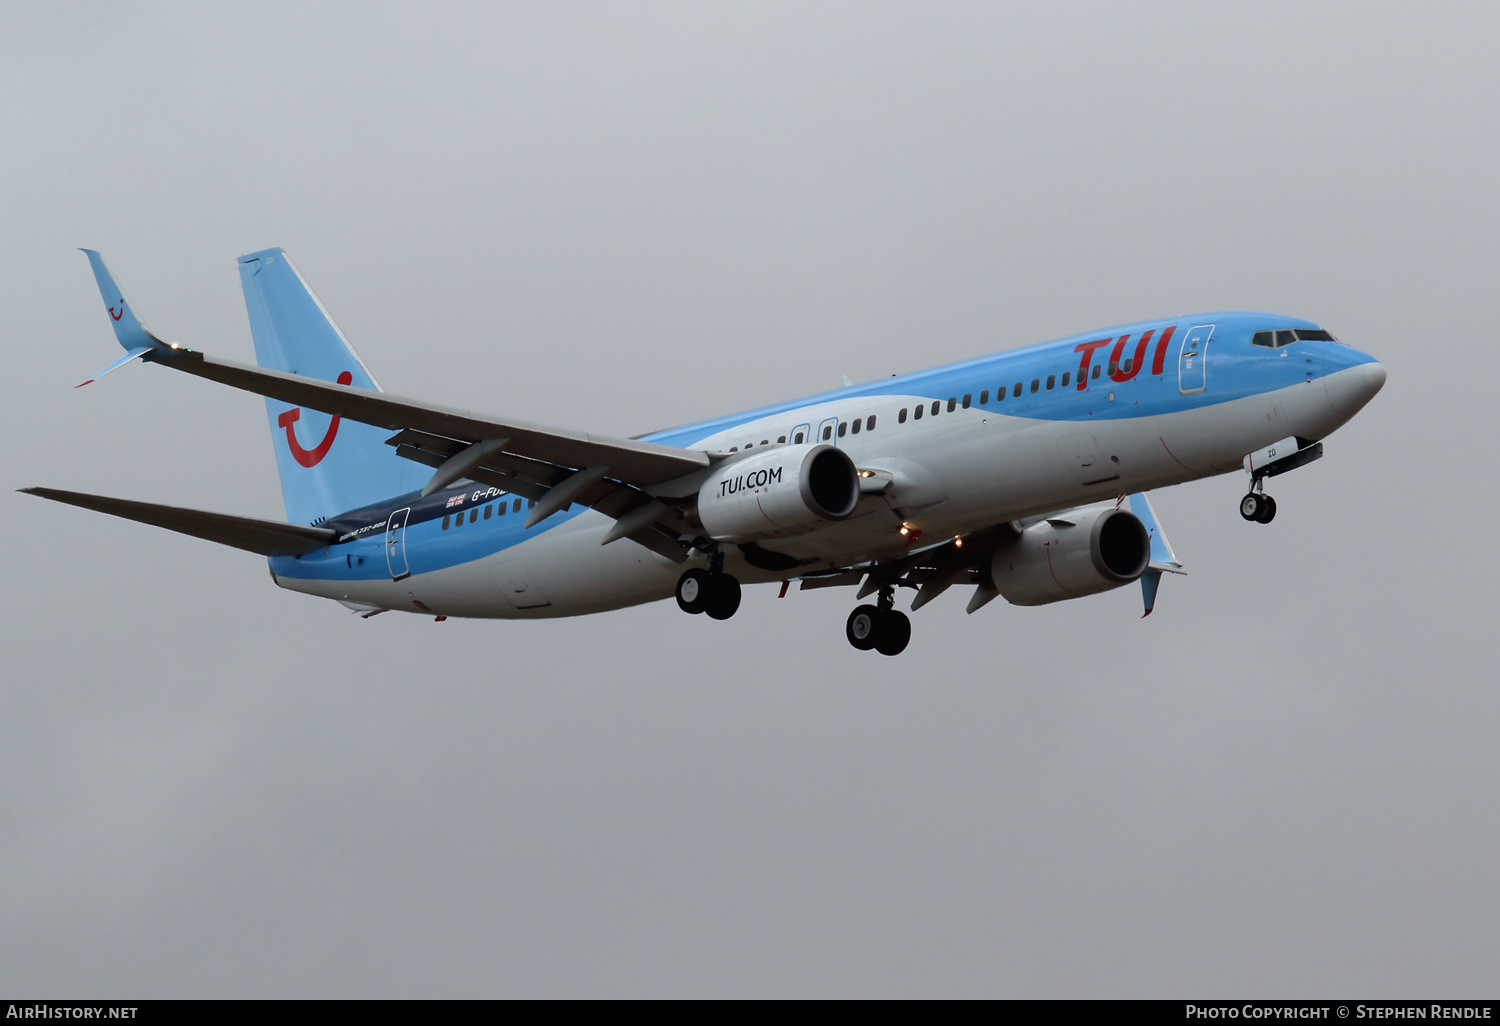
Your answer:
1324;360;1386;417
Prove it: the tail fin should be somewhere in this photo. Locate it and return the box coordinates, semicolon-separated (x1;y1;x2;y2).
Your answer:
238;248;422;524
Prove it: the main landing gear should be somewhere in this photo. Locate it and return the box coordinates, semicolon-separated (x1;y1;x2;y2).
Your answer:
675;550;741;620
846;586;911;656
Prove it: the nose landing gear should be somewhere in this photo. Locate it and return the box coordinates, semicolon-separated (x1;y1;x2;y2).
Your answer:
675;549;742;620
1240;437;1324;524
845;586;911;656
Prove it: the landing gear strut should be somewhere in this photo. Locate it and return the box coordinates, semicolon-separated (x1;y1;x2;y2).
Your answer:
675;549;741;620
846;586;911;656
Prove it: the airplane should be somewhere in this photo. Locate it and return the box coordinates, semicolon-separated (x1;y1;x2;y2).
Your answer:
23;248;1386;655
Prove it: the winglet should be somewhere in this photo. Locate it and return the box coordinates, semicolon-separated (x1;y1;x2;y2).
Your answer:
1140;569;1162;618
74;345;153;388
1123;491;1185;617
79;249;171;361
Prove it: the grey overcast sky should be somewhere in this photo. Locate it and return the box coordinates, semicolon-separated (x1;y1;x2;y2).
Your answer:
2;2;1497;998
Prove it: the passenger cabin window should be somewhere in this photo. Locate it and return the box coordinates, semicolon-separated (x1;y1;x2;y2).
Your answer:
931;401;940;416
947;397;957;412
822;425;833;440
442;515;450;530
517;499;525;512
838;422;847;437
1013;382;1022;397
980;390;989;404
1121;359;1132;374
777;436;786;443
1061;372;1070;387
995;387;1004;402
914;404;923;419
1092;365;1101;380
1030;378;1040;394
484;505;492;520
497;502;506;516
794;431;805;443
1046;374;1055;390
866;415;875;431
962;394;971;409
1108;361;1118;376
850;418;861;434
470;509;478;524
898;408;908;423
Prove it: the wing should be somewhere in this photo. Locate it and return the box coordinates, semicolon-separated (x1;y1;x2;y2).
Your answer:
802;491;1186;615
143;347;712;561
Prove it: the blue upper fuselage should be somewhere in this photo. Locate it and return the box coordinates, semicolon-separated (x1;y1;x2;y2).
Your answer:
645;311;1375;445
270;311;1379;583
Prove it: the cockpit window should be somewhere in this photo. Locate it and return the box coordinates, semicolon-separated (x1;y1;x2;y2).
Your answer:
1253;327;1340;348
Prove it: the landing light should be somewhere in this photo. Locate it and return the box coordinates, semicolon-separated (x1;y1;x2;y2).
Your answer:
954;536;963;547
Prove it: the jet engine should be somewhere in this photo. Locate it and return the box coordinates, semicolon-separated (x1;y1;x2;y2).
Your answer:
990;506;1150;606
697;444;860;542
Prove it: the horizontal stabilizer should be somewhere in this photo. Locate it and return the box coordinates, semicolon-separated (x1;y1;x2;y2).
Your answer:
20;487;337;556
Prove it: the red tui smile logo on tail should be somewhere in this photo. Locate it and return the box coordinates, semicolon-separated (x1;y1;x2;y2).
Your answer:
278;371;352;467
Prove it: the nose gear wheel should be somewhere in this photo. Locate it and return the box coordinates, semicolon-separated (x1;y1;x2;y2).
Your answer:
1239;492;1277;523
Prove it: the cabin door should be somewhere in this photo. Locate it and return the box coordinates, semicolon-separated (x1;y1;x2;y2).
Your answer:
385;507;412;581
1178;324;1214;394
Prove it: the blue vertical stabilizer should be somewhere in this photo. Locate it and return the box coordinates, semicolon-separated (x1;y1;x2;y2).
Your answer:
238;248;422;525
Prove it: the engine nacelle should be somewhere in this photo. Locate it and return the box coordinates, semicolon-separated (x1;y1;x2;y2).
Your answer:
697;444;860;542
990;506;1150;606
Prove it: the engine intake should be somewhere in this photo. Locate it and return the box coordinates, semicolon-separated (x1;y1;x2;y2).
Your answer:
990;506;1150;606
697;444;859;542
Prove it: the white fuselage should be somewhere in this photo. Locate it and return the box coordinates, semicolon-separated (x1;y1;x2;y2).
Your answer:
275;365;1367;619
